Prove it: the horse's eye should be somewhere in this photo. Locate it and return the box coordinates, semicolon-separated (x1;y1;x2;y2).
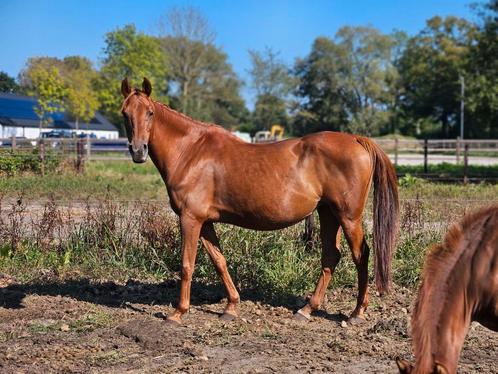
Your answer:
148;110;154;117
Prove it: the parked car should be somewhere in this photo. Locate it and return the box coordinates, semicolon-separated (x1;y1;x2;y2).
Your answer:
76;133;97;139
41;130;74;138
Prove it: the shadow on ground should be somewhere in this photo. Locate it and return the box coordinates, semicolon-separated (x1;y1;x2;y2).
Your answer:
0;276;311;316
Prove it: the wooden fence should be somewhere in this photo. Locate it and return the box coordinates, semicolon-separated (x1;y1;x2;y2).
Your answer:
1;136;497;168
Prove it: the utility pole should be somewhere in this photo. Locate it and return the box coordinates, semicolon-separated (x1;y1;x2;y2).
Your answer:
460;75;465;140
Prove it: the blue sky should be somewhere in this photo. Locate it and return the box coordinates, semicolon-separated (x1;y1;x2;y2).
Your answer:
0;0;476;107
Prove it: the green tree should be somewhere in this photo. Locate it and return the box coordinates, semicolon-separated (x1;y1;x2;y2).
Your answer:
96;24;168;132
334;26;395;135
159;6;214;115
19;56;99;130
294;27;395;136
248;47;294;131
159;7;248;128
0;72;19;93
21;61;67;131
293;37;348;135
61;56;99;130
386;30;410;135
252;94;288;133
466;0;498;138
192;44;249;127
397;16;476;138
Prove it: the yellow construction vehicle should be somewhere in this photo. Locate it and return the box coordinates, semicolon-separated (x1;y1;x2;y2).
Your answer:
270;124;285;140
254;124;285;143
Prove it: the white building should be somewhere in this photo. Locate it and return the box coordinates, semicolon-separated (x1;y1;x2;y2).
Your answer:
0;92;119;139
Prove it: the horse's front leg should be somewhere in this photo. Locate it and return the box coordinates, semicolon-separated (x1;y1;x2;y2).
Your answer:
167;214;202;325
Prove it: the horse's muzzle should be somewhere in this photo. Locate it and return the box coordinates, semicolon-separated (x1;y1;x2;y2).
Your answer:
129;143;148;163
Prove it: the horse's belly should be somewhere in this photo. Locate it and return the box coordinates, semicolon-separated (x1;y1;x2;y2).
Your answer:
218;213;309;231
217;193;318;230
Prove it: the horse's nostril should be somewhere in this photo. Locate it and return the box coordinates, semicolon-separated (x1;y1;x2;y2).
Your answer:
143;144;148;152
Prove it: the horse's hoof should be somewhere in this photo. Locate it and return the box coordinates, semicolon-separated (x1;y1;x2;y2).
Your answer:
165;317;182;327
347;316;366;325
219;312;237;321
293;309;311;322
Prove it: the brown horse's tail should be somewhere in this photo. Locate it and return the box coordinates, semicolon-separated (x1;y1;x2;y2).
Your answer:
356;136;399;294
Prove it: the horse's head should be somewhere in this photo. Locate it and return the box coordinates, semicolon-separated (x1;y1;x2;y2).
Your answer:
396;358;449;374
120;77;154;163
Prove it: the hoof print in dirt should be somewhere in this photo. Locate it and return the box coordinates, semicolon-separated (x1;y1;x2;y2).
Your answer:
368;317;408;336
219;312;237;322
117;318;172;350
165;317;182;327
347;317;366;326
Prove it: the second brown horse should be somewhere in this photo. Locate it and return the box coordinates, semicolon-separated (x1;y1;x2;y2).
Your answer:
120;78;399;325
397;205;498;374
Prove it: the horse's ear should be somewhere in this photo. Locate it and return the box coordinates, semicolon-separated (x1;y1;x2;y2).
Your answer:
121;78;132;98
434;363;448;374
142;77;152;97
396;358;413;373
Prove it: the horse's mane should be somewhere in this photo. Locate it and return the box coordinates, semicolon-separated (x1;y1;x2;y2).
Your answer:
411;204;498;372
152;99;243;141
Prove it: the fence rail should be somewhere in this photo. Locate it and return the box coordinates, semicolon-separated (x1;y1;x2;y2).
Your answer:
1;136;497;166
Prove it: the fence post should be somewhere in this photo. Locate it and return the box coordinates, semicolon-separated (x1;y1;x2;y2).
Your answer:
394;137;399;166
38;138;45;176
86;134;91;160
456;137;461;164
423;139;428;174
463;143;469;185
76;138;85;174
11;136;16;151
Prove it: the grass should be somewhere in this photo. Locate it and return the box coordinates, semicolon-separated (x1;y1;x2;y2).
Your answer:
69;308;114;333
25;307;113;336
0;160;164;201
397;162;498;179
0;159;496;302
0;192;491;301
398;176;498;199
0;159;496;201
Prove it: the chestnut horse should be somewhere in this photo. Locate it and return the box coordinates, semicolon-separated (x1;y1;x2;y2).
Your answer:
397;205;498;374
120;78;399;325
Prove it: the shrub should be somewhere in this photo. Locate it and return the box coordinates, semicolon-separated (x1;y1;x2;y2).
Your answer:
0;150;62;176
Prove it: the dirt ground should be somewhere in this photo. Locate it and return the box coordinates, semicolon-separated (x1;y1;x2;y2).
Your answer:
0;273;496;374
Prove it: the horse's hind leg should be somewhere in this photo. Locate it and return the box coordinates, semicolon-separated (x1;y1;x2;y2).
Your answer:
295;205;341;320
200;222;240;321
340;217;370;323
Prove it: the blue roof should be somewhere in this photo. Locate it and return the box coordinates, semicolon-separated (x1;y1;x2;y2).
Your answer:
0;92;118;131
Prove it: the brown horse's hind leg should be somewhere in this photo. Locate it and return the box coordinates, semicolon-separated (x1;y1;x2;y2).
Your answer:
341;218;370;323
295;205;341;321
200;223;240;321
167;215;202;326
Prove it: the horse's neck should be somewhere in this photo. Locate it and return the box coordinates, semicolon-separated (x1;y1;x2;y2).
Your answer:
148;103;204;181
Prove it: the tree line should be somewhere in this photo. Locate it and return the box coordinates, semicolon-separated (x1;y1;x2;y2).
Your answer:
0;1;496;138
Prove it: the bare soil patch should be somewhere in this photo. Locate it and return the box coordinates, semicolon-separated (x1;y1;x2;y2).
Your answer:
0;275;496;373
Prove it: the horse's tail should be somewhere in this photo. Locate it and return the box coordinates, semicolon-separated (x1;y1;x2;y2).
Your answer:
356;136;399;294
